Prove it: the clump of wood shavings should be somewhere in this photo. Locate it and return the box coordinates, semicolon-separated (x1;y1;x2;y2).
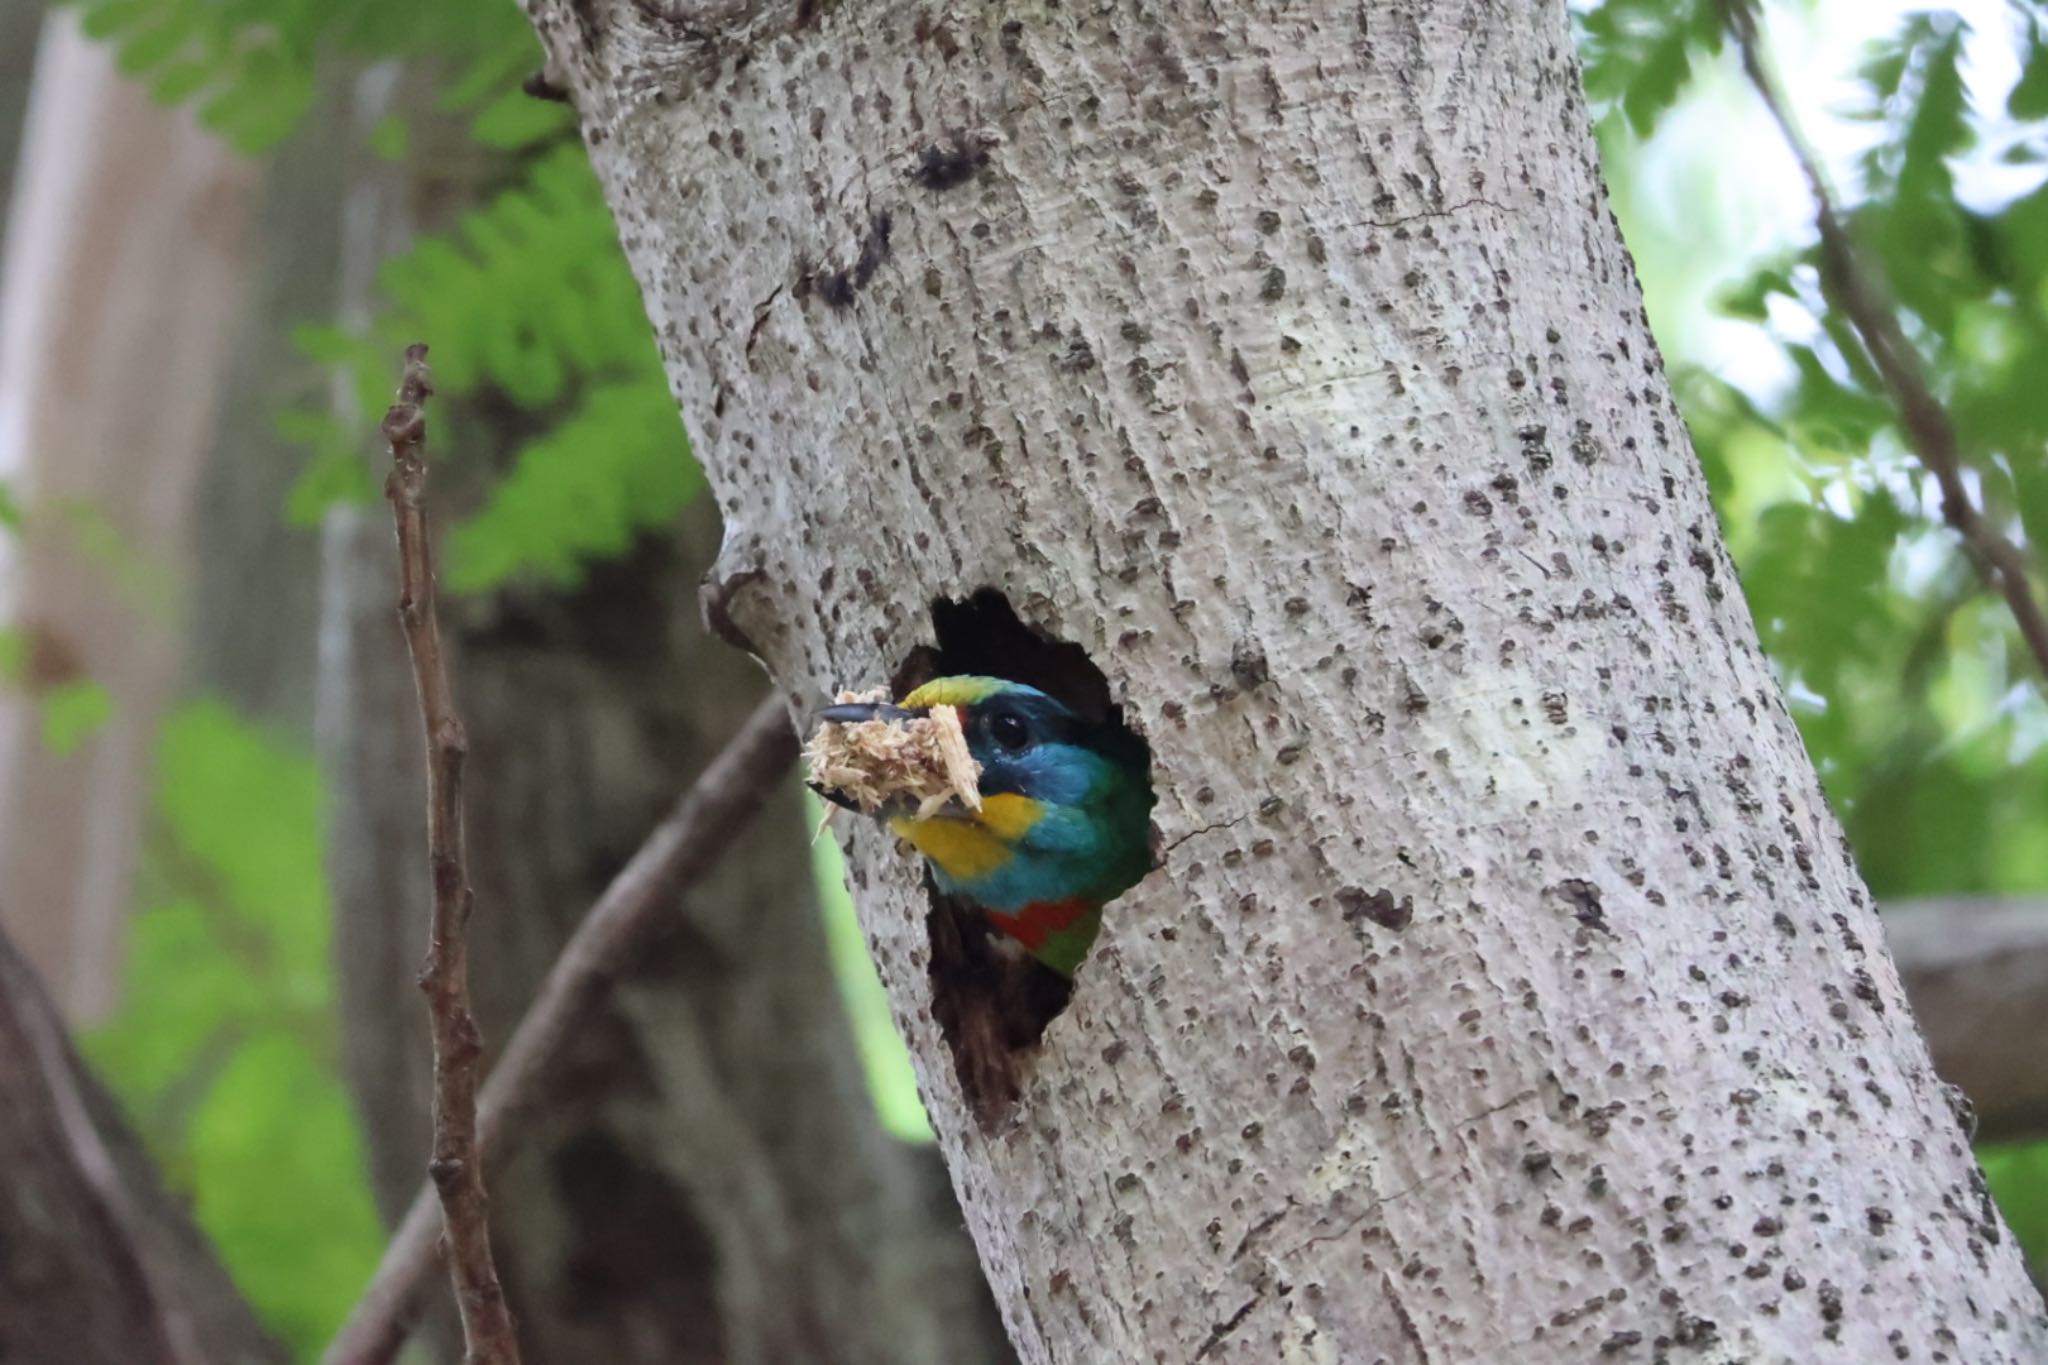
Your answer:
806;688;982;841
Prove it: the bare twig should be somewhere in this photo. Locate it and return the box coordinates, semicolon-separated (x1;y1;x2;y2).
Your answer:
380;343;522;1365
320;691;798;1365
1721;0;2048;680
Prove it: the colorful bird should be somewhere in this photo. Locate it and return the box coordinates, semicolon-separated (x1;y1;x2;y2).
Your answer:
816;675;1154;976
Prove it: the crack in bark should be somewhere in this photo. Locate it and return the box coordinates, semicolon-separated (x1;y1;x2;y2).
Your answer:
1342;196;1514;231
1285;1175;1448;1259
1228;1202;1294;1261
1452;1087;1540;1129
1161;814;1247;857
743;283;783;362
1190;1293;1262;1362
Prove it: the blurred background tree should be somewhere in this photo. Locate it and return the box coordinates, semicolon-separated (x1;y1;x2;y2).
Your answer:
0;0;2042;1355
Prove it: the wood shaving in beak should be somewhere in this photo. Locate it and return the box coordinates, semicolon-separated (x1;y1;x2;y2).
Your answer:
805;687;984;818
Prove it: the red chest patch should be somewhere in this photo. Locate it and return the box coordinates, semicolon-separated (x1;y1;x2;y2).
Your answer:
986;898;1094;951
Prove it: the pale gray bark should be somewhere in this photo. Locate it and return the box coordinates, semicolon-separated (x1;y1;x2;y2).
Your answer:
525;2;2048;1361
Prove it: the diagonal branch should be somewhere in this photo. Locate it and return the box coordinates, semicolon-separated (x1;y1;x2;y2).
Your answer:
0;924;207;1365
380;343;522;1365
1721;0;2048;680
320;690;798;1365
1886;897;2048;1145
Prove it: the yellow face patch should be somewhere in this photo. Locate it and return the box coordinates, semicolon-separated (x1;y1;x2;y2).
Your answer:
900;676;1008;709
887;793;1045;883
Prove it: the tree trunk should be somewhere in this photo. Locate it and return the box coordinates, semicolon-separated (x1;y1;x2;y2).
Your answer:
525;2;2048;1361
0;924;287;1365
0;3;46;228
0;9;256;1019
312;66;1002;1365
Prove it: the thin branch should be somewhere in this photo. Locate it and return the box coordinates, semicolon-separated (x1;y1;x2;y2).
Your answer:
320;690;798;1365
1721;0;2048;681
381;343;522;1365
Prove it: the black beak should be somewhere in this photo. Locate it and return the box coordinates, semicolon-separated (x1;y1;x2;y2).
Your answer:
808;782;864;812
815;701;927;725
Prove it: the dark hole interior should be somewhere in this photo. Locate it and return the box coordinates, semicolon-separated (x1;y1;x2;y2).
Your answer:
893;591;1121;724
896;589;1156;1128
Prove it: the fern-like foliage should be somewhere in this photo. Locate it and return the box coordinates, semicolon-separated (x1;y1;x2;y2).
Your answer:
70;0;553;152
88;702;384;1354
448;381;701;592
281;145;696;593
1576;0;1727;136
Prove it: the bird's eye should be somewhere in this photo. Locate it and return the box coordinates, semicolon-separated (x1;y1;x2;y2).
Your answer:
989;712;1031;753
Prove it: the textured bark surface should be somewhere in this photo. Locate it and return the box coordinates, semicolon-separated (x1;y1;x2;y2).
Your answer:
527;1;2048;1361
0;924;287;1365
312;73;1001;1365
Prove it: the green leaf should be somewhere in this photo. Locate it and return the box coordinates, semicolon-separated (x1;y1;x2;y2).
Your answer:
2010;20;2048;120
811;795;930;1142
185;1036;384;1354
40;681;114;756
1576;0;1724;138
72;0;537;151
368;112;408;161
447;380;700;592
1715;257;1801;322
0;477;20;533
89;701;382;1355
1983;1142;2048;1276
285;442;378;527
469;84;572;149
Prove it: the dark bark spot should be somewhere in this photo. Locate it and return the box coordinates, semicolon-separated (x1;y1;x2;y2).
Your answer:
521;70;573;103
911;14;961;57
910;133;988;190
568;0;602;52
1056;332;1096;373
816;269;856;308
1549;878;1608;933
852;211;892;286
808;212;892;309
1338;886;1412;932
1230;642;1270;689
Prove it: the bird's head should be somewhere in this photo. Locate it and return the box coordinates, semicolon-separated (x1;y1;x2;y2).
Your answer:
816;675;1155;927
